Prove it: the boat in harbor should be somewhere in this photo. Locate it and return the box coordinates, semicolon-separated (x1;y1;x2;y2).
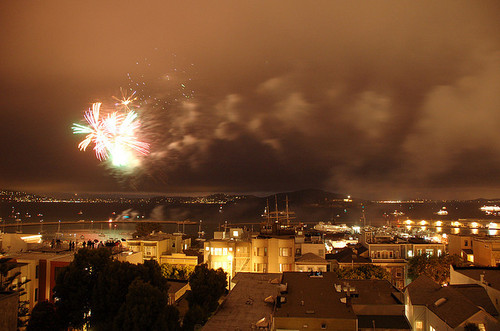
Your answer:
314;221;350;233
435;207;448;216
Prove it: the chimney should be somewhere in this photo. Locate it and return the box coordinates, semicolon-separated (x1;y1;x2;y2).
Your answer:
480;273;485;284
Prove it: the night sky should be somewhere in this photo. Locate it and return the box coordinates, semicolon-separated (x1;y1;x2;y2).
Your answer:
1;1;500;199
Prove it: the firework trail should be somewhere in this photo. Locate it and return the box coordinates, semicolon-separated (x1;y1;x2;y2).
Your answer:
72;93;149;167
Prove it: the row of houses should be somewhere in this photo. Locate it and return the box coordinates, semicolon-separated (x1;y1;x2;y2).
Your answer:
203;267;500;330
448;234;500;266
203;226;446;289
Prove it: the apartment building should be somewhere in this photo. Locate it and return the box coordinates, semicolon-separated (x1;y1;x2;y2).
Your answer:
126;232;191;264
330;230;446;289
471;237;500;267
203;226;328;278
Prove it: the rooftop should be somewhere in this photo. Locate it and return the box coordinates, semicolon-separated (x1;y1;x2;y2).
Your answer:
202;273;281;331
7;250;75;263
274;272;357;320
295;252;328;264
406;275;496;328
341;279;403;305
454;267;500;292
167;280;189;295
327;246;370;264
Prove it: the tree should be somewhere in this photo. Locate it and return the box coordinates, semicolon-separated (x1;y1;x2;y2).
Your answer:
183;264;227;328
333;264;392;282
408;254;465;284
132;222;163;238
161;263;195;280
53;248;113;329
113;279;180;331
26;300;63;331
53;248;177;330
181;304;205;331
0;257;31;328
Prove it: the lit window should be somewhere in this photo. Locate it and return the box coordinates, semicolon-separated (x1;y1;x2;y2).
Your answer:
415;321;423;330
478;324;486;331
408;250;413;257
223;248;228;255
280;247;290;257
429;326;436;331
233;230;239;237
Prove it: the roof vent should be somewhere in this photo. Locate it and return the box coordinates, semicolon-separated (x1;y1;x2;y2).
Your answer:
434;297;447;307
264;295;274;303
334;284;342;292
269;278;280;284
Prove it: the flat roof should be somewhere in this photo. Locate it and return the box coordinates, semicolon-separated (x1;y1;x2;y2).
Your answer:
7;251;75;263
167;280;188;294
341;279;403;305
203;273;281;331
274;272;357;320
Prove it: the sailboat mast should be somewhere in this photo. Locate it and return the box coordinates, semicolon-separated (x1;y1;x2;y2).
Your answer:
286;195;290;225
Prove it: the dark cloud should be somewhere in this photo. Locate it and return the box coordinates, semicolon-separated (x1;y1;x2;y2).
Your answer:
1;1;500;199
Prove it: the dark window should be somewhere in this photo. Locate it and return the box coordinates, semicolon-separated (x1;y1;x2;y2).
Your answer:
321;323;327;329
35;265;39;279
465;240;468;247
34;288;38;302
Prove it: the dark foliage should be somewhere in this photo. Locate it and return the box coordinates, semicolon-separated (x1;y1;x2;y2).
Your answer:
53;248;179;330
113;279;180;331
333;264;392;281
26;300;63;331
408;253;466;284
183;264;227;328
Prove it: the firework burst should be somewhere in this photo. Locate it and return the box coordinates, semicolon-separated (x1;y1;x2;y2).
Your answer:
72;94;149;168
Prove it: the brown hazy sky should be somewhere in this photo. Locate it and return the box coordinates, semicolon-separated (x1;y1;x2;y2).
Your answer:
1;1;500;199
